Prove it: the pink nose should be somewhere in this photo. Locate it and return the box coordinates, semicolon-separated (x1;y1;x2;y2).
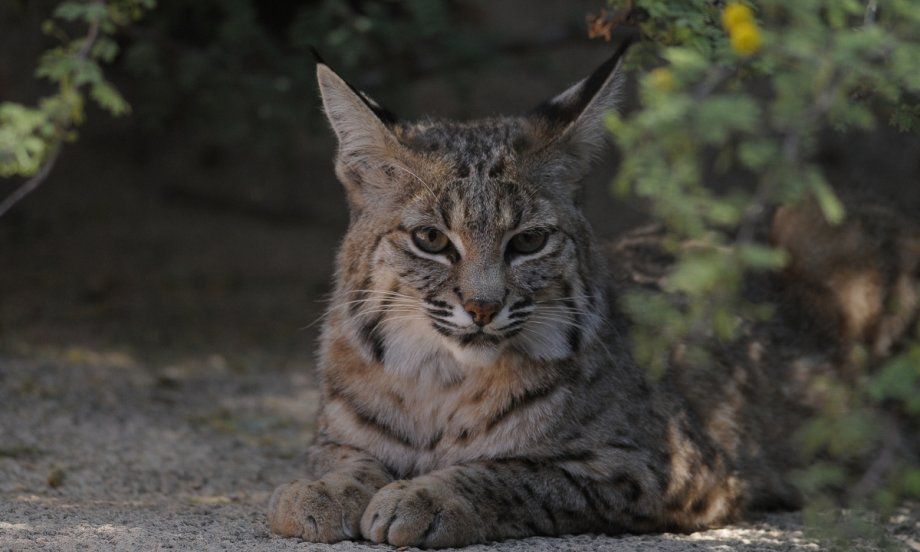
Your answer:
463;300;502;326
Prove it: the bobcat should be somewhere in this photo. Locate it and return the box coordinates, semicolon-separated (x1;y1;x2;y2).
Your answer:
266;43;866;547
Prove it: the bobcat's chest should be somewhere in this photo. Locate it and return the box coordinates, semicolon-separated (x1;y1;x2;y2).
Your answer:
391;369;565;476
322;334;568;477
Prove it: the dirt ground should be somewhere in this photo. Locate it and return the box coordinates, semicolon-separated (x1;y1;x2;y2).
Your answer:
2;353;917;551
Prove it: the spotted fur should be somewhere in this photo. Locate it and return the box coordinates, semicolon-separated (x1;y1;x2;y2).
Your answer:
268;43;804;547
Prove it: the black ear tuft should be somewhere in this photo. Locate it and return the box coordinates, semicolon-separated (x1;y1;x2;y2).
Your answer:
526;33;637;185
529;34;636;127
309;45;326;65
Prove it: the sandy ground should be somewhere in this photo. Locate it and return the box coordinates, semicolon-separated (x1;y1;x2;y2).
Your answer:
1;354;917;552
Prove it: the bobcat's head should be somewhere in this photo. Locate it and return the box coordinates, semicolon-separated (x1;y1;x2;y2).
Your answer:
317;43;629;372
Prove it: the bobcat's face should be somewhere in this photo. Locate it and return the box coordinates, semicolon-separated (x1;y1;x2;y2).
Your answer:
373;133;585;363
316;50;622;369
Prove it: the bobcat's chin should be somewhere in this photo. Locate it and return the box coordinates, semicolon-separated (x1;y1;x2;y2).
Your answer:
441;336;505;367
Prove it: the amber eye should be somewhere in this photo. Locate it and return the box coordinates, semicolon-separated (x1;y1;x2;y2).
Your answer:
509;229;549;255
412;227;451;254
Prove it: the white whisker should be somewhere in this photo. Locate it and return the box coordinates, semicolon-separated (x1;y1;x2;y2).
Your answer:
390;164;437;202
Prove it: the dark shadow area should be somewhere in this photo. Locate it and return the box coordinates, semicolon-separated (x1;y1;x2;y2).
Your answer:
0;0;650;367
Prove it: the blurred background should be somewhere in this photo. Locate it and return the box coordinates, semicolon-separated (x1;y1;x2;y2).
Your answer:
1;0;917;371
0;0;650;370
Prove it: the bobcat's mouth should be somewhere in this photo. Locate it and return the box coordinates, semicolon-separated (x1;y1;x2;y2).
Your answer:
423;296;535;347
426;319;507;346
457;329;502;346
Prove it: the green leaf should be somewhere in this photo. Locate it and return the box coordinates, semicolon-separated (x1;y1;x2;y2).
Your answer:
712;307;739;340
666;252;734;295
868;346;920;409
54;1;108;23
90;81;130;116
792;462;847;495
91;37;120;63
738;244;788;270
808;173;846;225
738;139;777;170
663;47;709;74
903;468;920;497
694;95;760;143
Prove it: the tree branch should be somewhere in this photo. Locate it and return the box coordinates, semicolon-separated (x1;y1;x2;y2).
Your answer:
0;0;105;219
0;145;62;218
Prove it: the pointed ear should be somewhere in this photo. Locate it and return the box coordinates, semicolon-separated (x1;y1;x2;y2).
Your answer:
529;37;634;181
315;59;404;207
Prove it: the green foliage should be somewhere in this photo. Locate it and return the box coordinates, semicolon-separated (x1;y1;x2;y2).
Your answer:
610;0;920;545
792;340;920;510
118;0;490;151
290;0;488;74
869;343;920;414
0;0;153;178
633;0;724;54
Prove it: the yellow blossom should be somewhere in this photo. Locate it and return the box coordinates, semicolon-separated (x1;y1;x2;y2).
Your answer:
722;2;754;30
648;68;676;92
730;21;762;56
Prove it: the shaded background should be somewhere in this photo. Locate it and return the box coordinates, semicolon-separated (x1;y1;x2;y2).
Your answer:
1;0;918;370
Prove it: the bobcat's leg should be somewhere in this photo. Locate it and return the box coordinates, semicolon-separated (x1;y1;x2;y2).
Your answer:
268;441;392;542
360;457;670;548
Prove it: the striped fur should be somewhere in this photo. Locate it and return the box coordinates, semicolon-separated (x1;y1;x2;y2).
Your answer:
268;47;803;547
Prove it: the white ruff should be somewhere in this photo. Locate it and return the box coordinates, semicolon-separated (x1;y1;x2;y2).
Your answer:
511;315;572;362
442;340;504;367
379;316;465;381
379;313;513;377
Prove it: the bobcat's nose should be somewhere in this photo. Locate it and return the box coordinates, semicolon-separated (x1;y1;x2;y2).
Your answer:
463;299;502;327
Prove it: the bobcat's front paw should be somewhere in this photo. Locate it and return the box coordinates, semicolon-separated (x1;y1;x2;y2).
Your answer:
360;478;483;548
268;473;372;542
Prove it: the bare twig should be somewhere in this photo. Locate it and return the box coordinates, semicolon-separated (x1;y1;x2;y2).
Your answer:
0;146;62;218
77;11;102;60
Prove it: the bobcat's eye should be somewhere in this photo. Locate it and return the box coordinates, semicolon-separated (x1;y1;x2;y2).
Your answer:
412;227;451;254
509;229;549;256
